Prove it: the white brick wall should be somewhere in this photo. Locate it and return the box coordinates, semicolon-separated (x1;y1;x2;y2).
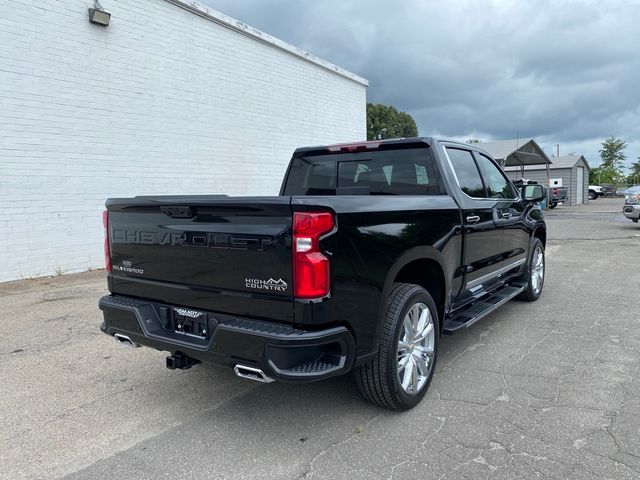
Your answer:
0;0;367;282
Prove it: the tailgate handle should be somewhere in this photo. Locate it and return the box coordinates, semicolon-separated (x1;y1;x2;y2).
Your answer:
161;206;195;218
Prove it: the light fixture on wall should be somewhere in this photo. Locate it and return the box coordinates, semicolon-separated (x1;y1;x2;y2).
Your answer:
88;1;111;26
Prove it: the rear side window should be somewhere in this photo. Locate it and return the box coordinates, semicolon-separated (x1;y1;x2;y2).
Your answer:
282;148;446;196
446;148;486;198
474;153;516;198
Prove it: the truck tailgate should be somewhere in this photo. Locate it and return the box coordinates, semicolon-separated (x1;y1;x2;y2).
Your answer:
105;196;294;321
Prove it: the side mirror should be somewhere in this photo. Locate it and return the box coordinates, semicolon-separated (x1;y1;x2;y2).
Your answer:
522;184;545;202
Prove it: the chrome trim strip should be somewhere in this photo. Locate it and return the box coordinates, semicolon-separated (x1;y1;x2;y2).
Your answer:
466;258;526;289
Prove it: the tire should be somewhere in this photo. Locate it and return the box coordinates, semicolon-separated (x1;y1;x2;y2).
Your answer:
588;191;597;200
548;202;557;209
518;238;545;302
355;283;439;411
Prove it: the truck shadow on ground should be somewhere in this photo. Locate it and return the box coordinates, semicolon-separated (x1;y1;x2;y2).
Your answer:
61;306;528;480
182;318;483;419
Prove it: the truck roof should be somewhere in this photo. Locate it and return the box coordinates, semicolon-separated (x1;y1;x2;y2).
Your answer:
294;137;483;156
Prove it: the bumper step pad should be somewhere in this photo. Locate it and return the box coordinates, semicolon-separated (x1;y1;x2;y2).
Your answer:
280;358;340;375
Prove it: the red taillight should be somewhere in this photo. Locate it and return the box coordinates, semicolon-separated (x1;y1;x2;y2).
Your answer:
293;212;334;299
103;210;112;272
553;187;558;196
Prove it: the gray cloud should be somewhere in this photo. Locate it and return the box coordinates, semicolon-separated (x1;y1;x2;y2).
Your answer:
205;0;640;167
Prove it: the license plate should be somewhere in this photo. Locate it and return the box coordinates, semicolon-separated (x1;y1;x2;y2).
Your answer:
173;308;208;338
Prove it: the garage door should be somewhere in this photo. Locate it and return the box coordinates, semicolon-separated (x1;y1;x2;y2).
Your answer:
577;167;584;203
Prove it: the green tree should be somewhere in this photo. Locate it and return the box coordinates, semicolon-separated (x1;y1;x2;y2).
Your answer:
626;158;640;185
590;137;627;185
466;139;480;144
598;136;627;170
366;103;418;140
589;164;619;185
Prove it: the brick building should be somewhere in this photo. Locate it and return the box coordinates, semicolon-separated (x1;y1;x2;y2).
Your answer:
0;0;368;281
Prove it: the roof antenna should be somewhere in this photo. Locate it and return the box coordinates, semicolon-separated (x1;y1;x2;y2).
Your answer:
516;128;519;150
556;144;560;157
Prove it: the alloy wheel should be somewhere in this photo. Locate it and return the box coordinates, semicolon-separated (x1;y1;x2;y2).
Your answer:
396;302;435;395
531;245;545;295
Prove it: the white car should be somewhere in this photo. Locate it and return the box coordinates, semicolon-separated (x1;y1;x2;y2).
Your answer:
589;185;605;200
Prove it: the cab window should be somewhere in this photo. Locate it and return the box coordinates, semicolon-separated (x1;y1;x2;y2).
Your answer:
475;153;516;199
446;148;486;198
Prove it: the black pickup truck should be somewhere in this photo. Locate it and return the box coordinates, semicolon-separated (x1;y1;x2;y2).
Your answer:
99;137;546;410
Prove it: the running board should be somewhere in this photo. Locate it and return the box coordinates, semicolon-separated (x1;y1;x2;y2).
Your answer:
443;284;526;334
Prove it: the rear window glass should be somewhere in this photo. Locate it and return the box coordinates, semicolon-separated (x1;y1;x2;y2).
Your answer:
282;148;446;196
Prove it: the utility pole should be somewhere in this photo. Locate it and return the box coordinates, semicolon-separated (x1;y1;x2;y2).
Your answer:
556;144;560;157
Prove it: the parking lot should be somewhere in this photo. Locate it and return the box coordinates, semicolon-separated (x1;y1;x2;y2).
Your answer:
1;197;639;480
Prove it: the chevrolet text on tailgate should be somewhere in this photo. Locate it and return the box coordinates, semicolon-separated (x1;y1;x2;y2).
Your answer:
99;137;547;410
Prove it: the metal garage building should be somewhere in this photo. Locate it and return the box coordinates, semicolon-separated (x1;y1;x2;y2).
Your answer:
0;0;368;282
479;139;589;206
505;155;590;206
480;138;551;177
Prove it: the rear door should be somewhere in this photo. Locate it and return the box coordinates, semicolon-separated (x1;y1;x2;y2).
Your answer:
443;147;504;300
473;152;528;270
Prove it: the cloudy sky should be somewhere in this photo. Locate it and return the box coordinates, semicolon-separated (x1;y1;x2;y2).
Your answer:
206;0;640;169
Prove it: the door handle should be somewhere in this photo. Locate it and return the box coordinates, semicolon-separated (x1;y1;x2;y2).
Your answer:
466;215;480;224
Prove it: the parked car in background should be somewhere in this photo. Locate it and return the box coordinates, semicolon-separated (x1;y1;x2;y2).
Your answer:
589;185;605;200
548;185;568;209
600;184;615;196
623;186;640;223
615;187;628;196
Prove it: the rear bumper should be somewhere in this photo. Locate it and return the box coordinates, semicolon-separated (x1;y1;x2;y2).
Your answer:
99;295;355;383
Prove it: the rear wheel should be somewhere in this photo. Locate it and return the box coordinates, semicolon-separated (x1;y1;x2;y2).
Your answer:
355;283;439;410
588;191;597;200
519;238;545;301
548;202;557;209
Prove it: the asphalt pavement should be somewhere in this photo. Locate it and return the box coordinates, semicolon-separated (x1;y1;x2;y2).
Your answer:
1;197;639;480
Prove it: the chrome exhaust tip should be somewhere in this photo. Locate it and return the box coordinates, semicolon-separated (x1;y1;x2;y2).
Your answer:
114;333;140;348
234;364;274;383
